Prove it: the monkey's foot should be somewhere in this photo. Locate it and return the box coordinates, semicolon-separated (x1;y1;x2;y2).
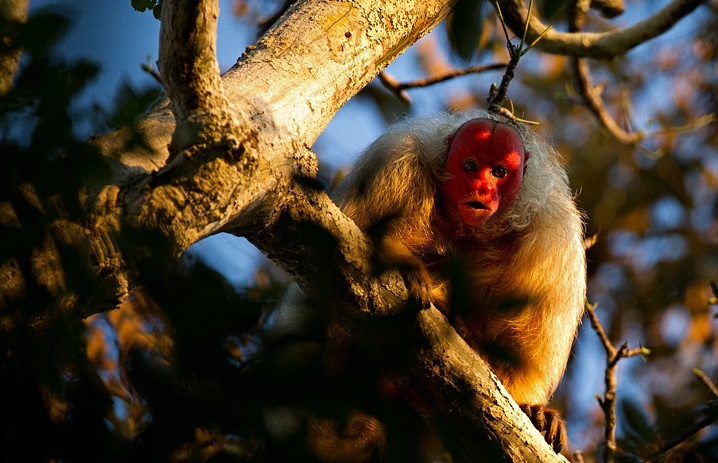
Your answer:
308;410;386;463
520;405;568;454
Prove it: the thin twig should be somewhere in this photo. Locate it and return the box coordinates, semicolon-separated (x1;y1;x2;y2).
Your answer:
398;63;507;89
486;1;521;113
377;63;507;104
141;59;163;85
693;369;718;398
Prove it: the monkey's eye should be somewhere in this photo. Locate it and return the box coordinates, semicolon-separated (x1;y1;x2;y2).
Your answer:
462;160;478;172
492;166;508;178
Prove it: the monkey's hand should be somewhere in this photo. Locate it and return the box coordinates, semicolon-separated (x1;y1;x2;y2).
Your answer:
520;405;568;454
371;233;433;311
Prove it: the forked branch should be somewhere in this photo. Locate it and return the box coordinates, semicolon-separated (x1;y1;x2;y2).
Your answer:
585;301;649;462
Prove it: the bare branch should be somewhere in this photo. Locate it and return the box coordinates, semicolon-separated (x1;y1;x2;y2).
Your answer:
585;301;614;355
403;63;507;88
567;0;643;144
645;401;718;462
643;358;718;460
571;56;644;145
568;2;715;146
494;0;707;59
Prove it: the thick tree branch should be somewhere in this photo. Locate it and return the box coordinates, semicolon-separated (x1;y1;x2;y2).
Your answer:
158;0;247;153
495;0;707;59
406;308;569;462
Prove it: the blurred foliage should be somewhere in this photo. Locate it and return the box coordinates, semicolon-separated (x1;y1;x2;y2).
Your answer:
2;1;718;463
447;0;486;61
131;0;163;20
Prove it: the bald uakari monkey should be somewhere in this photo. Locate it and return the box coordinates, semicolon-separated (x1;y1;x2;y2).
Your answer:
266;110;586;461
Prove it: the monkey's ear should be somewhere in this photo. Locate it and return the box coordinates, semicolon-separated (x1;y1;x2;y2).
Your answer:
523;151;531;174
446;134;454;150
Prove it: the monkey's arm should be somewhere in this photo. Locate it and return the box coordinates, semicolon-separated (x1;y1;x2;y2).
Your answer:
332;127;446;309
370;233;434;310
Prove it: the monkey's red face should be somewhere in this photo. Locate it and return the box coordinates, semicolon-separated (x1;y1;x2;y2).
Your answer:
441;119;528;228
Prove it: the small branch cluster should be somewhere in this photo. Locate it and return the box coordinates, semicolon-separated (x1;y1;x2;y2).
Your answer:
383;0;712;146
568;1;644;145
587;280;718;462
486;0;550;117
643;370;718;462
567;0;715;146
585;301;649;462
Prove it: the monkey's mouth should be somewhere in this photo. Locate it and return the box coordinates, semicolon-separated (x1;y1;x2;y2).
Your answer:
465;200;489;210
